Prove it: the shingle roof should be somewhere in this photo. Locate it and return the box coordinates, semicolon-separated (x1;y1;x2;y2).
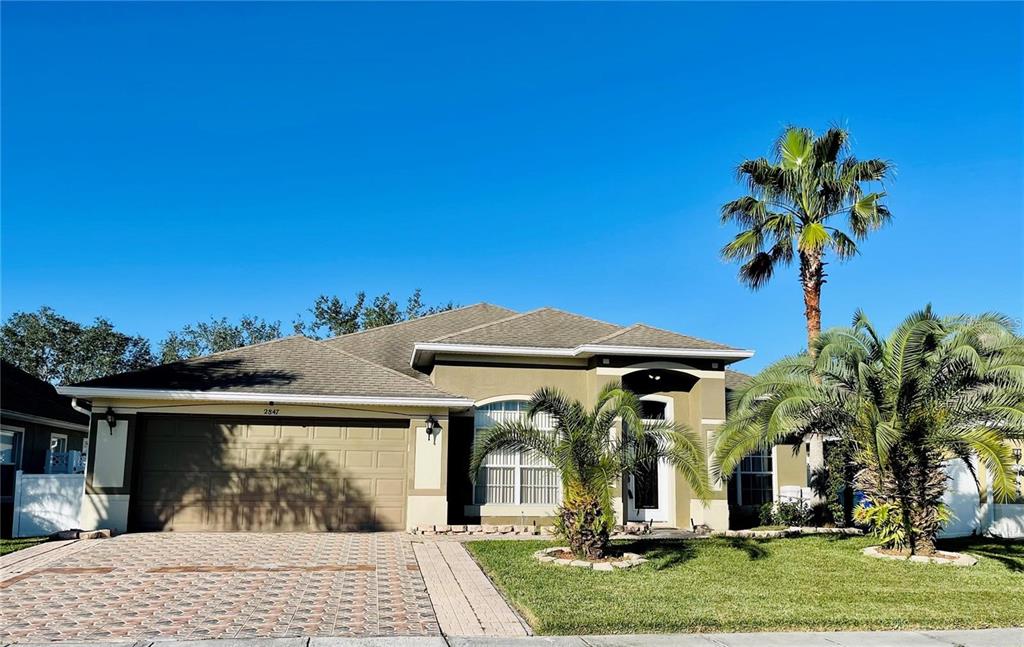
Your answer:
73;336;461;400
588;324;736;351
1;361;89;427
430;308;623;348
725;369;752;391
324;303;516;378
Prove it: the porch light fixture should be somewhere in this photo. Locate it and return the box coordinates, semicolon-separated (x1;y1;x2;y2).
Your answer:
1013;448;1022;464
104;407;117;434
425;416;440;439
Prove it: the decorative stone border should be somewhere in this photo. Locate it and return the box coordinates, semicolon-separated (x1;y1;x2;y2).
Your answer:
412;522;653;537
411;524;552;536
711;526;864;539
862;545;978;566
533;546;647;571
50;529;112;540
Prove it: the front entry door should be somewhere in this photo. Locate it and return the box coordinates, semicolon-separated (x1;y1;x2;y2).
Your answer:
626;397;672;523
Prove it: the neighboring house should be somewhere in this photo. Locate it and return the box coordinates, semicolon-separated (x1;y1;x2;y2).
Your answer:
1;361;90;537
56;304;808;533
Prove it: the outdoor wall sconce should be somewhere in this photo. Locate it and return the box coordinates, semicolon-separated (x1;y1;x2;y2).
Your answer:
425;416;440;439
1013;448;1022;464
104;407;117;434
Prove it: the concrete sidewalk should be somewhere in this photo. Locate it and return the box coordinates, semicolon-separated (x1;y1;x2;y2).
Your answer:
7;628;1023;647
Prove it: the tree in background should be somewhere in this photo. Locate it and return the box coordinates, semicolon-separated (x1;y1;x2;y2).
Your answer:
294;288;456;339
159;316;284;362
4;289;459;381
714;308;1024;555
0;306;154;384
720;125;893;503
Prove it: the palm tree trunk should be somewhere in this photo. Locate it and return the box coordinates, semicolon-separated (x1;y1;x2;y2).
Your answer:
800;251;826;511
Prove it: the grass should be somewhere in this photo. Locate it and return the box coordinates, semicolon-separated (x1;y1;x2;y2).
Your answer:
466;535;1024;634
0;536;48;556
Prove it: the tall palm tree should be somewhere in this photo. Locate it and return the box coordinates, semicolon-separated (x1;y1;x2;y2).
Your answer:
720;125;893;492
470;382;710;558
714;308;1024;554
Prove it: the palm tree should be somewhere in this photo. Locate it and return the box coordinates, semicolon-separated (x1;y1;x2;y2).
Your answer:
470;382;710;558
720;125;894;495
713;308;1024;554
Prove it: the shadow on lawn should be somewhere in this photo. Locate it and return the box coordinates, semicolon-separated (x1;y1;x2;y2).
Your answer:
616;537;772;570
938;537;1024;573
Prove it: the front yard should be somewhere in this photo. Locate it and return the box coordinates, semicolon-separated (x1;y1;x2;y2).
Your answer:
466;535;1024;635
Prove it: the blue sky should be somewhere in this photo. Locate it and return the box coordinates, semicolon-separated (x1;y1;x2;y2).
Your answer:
2;2;1021;372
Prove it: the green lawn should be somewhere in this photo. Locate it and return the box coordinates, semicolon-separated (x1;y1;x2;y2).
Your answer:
465;535;1024;634
0;536;48;556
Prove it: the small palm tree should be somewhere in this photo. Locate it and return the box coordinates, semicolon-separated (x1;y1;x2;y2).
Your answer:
714;308;1024;555
720;125;894;496
470;382;710;558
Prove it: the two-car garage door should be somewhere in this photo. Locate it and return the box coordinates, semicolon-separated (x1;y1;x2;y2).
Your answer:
129;415;410;532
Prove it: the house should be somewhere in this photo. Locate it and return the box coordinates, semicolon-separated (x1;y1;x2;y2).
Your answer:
1;360;90;537
56;304;809;533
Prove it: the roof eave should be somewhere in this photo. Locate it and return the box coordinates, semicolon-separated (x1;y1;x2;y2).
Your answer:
411;342;754;367
55;386;474;408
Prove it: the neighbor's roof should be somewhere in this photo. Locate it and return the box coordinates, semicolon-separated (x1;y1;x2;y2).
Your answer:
60;336;469;405
1;360;90;428
725;369;753;391
324;303;515;378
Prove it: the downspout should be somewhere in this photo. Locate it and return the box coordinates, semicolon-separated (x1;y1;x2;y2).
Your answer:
71;397;92;418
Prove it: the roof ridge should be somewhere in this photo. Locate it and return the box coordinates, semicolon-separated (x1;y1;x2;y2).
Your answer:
428;307;551;343
322;303;514;343
536;306;626;331
584;323;641;345
311;339;462;398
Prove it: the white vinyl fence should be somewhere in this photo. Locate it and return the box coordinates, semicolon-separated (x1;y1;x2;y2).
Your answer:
12;471;85;538
939;458;1024;539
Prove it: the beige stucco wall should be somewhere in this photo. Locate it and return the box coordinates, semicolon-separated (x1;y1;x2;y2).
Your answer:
433;358;734;529
776;443;809;491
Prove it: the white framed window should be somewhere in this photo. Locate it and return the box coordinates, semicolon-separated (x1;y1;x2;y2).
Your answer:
1;426;24;467
50;433;68;453
473;400;560;506
733;447;774;507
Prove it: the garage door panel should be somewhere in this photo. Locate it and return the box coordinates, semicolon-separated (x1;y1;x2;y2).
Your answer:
280;425;312;439
377;451;406;469
246;425;279;439
378;427;406;442
374;506;404;528
312;449;343;469
131;418;410;532
375;478;405;497
244;447;278;468
346;427;374;441
280;448;310;469
312;426;344;441
344;450;374;468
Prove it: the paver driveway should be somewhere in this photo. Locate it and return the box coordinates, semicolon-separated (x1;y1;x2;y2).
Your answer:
0;533;439;643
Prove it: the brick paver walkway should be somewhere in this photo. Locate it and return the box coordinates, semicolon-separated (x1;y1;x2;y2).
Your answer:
0;533;439;643
412;541;528;638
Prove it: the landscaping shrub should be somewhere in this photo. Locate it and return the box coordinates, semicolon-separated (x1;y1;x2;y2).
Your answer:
759;500;813;527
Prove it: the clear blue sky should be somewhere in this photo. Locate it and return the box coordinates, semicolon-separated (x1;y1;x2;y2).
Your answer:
2;2;1022;371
